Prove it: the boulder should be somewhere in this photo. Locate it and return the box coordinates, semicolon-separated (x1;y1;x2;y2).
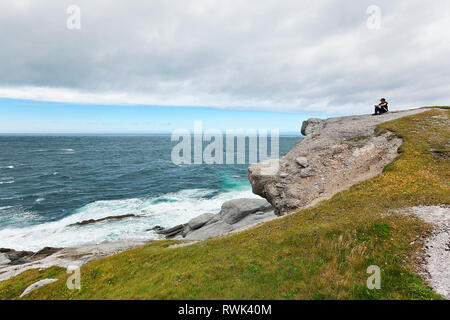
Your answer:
187;213;216;230
295;157;308;168
301;118;324;136
218;199;273;224
0;253;11;265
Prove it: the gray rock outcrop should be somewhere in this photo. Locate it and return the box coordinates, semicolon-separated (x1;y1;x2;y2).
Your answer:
249;109;426;215
219;199;272;224
155;224;186;238
188;213;216;230
0;239;152;282
0;247;61;266
0;253;11;265
157;198;275;241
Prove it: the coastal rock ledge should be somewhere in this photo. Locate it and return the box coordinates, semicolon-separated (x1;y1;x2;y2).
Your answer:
249;109;426;215
156;109;427;240
0;109;429;283
156;198;275;240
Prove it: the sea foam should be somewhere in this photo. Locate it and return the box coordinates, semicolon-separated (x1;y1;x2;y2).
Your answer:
0;187;261;251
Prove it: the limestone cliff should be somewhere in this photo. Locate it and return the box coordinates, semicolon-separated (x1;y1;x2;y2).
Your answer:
248;109;426;215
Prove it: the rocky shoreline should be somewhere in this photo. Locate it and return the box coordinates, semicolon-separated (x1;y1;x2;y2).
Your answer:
154;198;276;240
0;239;152;282
153;109;427;241
0;247;61;266
4;108;445;296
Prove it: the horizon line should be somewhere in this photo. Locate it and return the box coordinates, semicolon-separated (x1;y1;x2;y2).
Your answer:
0;131;303;136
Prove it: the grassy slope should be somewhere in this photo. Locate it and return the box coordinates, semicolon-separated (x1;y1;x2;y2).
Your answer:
1;108;449;300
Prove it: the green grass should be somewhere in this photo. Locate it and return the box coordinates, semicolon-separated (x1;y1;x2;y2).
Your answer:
1;108;449;300
0;267;66;300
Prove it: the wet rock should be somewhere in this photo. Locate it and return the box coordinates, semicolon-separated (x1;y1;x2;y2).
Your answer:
68;214;138;227
156;224;186;238
0;247;61;266
147;225;164;232
0;253;11;265
35;247;61;257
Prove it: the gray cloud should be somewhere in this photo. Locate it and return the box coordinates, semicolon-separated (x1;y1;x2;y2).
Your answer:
0;0;449;113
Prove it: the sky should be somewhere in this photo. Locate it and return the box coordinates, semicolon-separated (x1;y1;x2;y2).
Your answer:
0;98;320;134
0;0;449;133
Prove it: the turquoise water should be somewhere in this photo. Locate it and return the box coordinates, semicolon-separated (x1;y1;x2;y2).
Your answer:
0;135;299;250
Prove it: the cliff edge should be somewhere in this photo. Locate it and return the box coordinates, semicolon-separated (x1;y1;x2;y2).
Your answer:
248;109;426;215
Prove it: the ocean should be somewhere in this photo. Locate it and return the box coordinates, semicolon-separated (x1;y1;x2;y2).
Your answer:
0;135;299;250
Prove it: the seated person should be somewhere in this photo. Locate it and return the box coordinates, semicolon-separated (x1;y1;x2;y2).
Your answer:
373;98;388;115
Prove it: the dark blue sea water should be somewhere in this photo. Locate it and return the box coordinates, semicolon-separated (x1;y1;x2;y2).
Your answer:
0;135;299;250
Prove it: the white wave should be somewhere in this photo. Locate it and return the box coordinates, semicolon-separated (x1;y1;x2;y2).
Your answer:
0;206;13;211
35;198;45;203
0;180;14;185
0;187;261;251
7;165;14;169
61;149;75;152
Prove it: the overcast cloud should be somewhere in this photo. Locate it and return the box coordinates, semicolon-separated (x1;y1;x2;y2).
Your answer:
0;0;449;114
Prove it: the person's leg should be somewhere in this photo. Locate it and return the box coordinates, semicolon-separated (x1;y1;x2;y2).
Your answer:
375;106;381;115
